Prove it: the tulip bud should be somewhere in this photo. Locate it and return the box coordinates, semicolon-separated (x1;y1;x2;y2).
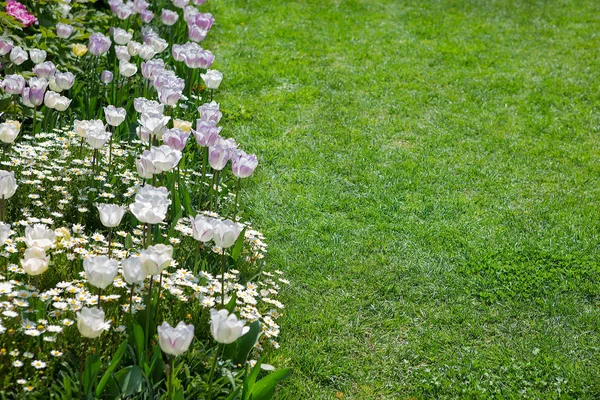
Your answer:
192;215;214;242
209;309;249;344
119;60;138;77
162;9;179;26
0;170;18;199
97;203;127;227
103;105;127;127
56;23;74;39
84;256;119;289
77;307;110;338
157;321;194;356
139;244;173;276
201;69;223;90
122;256;147;285
21;246;50;276
211;219;243;248
72;44;88;57
29;49;46;64
101;70;113;85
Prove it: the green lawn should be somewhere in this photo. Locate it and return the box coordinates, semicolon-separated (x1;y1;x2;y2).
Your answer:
206;0;600;397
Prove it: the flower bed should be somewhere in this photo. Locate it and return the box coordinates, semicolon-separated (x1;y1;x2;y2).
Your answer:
0;0;290;397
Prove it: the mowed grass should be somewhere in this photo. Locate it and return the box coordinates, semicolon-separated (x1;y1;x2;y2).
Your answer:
204;0;600;397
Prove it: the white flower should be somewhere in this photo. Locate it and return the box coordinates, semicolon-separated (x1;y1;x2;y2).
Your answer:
21;246;50;276
140;145;182;174
129;185;171;224
0;222;13;246
192;215;214;242
44;91;71;111
24;224;56;249
86;124;111;149
29;49;47;64
139;244;173;276
31;360;46;369
119;60;138;77
157;321;194;356
10;46;28;65
122;256;147;285
103;105;127;127
97;203;127;227
212;219;243;248
84;256;119;289
76;307;110;338
0;120;20;144
112;28;132;45
201;69;223;90
0;170;18;199
209;308;250;344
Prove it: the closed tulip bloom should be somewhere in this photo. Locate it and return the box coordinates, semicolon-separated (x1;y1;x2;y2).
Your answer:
141;59;165;80
74;120;91;138
115;45;131;61
139;244;173;276
231;150;258;178
0;170;18;199
138;44;157;61
55;71;75;91
129;185;171;224
119;60;138;77
56;23;74;39
28;77;48;106
0;39;12;56
210;309;249;344
135;97;164;114
173;119;192;132
208;145;231;171
103;105;126;127
101;70;113;84
201;69;223;90
9;46;28;65
192;215;213;242
212;219;243;248
112;27;132;45
33;61;56;79
163;128;191;151
141;10;154;23
135;157;154;179
0;222;12;246
72;43;88;57
127;41;142;57
84;256;119;289
24;224;56;250
162;9;179;25
77;307;110;339
85;125;111;149
44;91;71;111
215;136;238;150
21;246;50;276
198;101;222;125
158;321;194;356
48;77;62;93
172;0;190;7
29;49;46;64
97;203;126;227
122;256;147;285
0;120;20;144
149;36;168;53
194;13;215;31
158;86;182;106
193;121;221;147
1;74;26;95
88;32;111;56
188;24;208;43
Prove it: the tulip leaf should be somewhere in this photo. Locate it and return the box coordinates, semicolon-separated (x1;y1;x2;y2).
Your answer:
250;368;292;400
225;387;241;400
109;365;143;398
95;339;127;398
125;233;133;249
83;354;101;399
233;320;262;366
243;360;262;399
179;180;194;216
132;320;145;365
231;227;247;262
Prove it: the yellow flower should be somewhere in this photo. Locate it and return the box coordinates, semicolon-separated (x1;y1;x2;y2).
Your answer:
173;119;192;132
73;44;88;57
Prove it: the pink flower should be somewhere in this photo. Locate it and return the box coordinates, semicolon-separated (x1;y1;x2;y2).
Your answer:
5;0;38;27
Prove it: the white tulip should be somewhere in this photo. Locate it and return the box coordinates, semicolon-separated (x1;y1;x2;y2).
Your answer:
210;309;250;344
201;69;223;90
119;60;138;77
103;105;127;127
97;203;127;227
157;321;194;356
122;256;147;285
21;246;50;276
0;120;20;144
129;185;171;224
212;219;243;249
112;28;132;45
77;307;110;338
24;224;56;250
0;170;17;199
139;244;173;276
192;215;214;242
84;255;119;289
0;222;12;246
29;49;47;64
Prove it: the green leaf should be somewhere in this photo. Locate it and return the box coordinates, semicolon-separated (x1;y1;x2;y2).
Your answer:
125;233;133;249
95;340;128;398
179;180;194;216
132;320;145;365
110;365;143;398
242;360;261;399
250;368;292;400
83;354;101;399
231;227;247;262
225;386;241;400
234;321;262;366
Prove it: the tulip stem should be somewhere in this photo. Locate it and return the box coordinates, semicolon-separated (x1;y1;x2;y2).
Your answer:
107;228;113;258
0;195;5;221
129;284;135;316
97;287;101;307
220;250;226;305
207;343;222;399
167;356;175;399
156;272;163;320
32;106;37;135
144;276;154;360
